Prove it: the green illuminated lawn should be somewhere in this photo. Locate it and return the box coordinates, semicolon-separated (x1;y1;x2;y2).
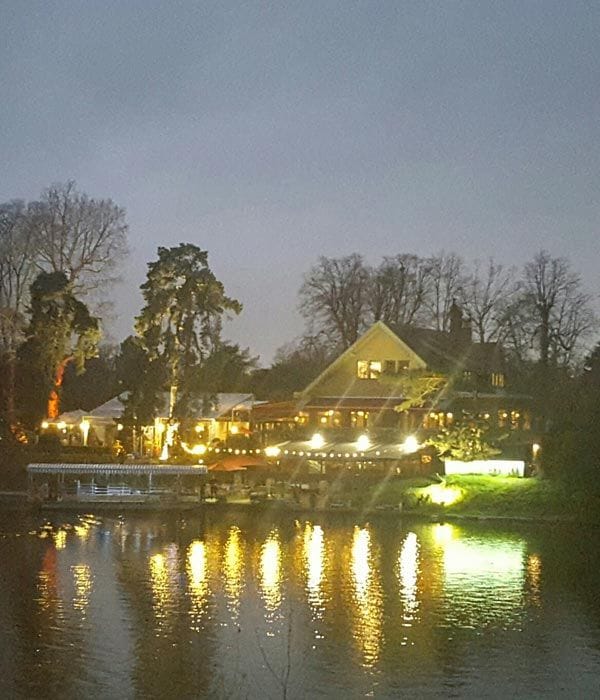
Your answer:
359;474;597;521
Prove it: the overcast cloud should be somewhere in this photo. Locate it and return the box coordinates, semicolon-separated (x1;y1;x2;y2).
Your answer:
1;1;599;362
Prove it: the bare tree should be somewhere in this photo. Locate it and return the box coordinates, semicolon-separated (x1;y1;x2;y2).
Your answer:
460;258;517;343
369;254;431;327
0;201;38;422
519;250;594;367
29;180;128;295
299;254;370;348
0;182;129;424
423;252;465;331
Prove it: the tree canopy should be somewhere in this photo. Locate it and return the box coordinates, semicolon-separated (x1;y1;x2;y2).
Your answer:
133;243;242;419
20;271;100;420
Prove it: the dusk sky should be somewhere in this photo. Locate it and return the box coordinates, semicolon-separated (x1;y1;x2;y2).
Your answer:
1;1;599;363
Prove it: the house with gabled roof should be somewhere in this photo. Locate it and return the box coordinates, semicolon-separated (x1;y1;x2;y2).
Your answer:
253;303;534;455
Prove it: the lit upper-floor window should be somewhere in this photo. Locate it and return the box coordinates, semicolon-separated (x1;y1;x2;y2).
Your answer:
491;372;505;387
357;360;382;379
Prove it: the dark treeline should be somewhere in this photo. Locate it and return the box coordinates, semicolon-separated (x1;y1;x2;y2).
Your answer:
1;182;600;481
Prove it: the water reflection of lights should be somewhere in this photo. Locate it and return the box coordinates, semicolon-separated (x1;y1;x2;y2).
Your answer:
260;531;282;611
149;548;179;628
350;526;383;668
223;526;244;618
37;548;59;613
526;553;542;607
397;532;419;625
53;529;67;550
72;564;92;614
351;527;371;597
74;522;91;540
303;524;325;611
440;533;527;629
443;539;525;578
432;523;456;545
187;540;208;629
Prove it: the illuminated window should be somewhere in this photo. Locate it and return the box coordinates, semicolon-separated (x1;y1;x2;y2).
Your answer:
317;411;342;427
351;410;369;429
357;360;382;379
491;372;505;388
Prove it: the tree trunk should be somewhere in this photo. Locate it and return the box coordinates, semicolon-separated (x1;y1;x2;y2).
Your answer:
47;357;72;419
3;352;16;427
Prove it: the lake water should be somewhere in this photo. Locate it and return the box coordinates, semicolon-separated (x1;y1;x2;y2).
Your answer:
1;507;599;699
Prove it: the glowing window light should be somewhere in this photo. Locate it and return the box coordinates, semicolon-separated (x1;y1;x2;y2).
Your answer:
310;433;325;449
57;421;67;431
230;425;239;435
194;424;204;433
402;435;419;453
116;423;124;431
265;446;280;457
356;434;371;451
41;420;49;430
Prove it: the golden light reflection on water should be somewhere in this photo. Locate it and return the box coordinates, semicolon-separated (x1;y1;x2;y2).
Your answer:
53;529;67;550
72;563;92;615
432;522;456;546
149;546;179;629
74;524;90;540
260;530;282;611
223;526;244;618
187;540;208;628
526;553;542;607
303;524;325;612
397;532;419;625
349;526;383;668
437;529;527;629
37;548;59;614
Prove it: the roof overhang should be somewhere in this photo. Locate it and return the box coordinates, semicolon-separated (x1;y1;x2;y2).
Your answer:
26;462;208;476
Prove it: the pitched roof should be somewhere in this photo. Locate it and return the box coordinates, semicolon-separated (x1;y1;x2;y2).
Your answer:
390;324;505;374
88;392;255;422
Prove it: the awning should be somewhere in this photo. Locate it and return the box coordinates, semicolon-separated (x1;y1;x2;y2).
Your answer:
26;463;208;476
206;454;270;471
275;439;418;460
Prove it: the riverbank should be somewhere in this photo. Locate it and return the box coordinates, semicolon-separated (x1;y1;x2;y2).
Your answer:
2;445;599;523
352;473;600;523
5;474;599;525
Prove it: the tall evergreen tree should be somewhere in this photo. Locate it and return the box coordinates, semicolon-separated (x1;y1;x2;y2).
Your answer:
133;244;242;420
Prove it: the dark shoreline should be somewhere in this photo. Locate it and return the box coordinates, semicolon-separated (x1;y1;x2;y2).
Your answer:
2;492;595;527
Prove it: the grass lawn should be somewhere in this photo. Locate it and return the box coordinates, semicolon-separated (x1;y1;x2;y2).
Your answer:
355;473;598;521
